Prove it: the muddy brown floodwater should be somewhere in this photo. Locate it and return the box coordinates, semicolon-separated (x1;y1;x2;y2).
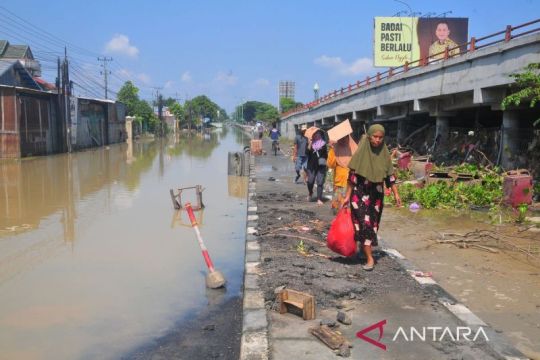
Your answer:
0;128;249;360
381;208;540;359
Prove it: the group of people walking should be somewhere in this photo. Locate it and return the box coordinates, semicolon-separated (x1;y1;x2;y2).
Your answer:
292;121;401;271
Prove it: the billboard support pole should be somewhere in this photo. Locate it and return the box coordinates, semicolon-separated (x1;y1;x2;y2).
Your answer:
505;25;512;42
470;37;476;52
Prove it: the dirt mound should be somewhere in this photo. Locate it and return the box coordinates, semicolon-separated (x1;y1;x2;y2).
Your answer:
255;192;422;310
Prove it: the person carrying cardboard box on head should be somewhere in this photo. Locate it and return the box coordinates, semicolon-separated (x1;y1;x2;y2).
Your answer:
293;124;308;183
327;120;357;213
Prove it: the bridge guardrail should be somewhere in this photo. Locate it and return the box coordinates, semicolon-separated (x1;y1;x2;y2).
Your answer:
281;18;540;119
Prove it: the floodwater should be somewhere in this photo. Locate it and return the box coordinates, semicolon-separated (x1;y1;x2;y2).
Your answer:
0;127;249;360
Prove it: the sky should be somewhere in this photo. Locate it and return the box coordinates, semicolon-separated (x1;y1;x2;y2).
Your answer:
1;0;539;114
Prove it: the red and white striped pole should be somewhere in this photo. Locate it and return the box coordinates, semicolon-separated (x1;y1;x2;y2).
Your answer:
184;202;225;288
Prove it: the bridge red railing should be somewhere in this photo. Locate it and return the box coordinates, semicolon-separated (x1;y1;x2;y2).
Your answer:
281;18;540;118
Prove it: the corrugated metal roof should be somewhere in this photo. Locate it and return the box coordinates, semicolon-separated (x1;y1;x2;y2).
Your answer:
0;40;8;55
77;96;116;104
0;59;41;90
2;44;30;59
0;59;17;75
0;83;54;96
33;77;56;91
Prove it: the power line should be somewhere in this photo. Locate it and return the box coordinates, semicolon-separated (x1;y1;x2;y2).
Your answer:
0;5;102;58
97;57;113;99
0;6;155;101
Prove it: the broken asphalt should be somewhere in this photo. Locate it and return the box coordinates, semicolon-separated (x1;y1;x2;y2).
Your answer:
239;136;529;360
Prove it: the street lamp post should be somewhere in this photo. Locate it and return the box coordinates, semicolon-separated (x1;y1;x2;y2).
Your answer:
313;82;320;101
241;98;245;123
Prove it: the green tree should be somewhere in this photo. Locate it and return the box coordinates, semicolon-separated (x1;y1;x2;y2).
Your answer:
117;81;160;133
255;103;279;123
235;101;279;124
502;62;540;126
240;101;258;122
162;97;177;108
117;81;140;116
169;102;185;129
216;107;228;122
135;100;159;132
189;95;219;121
280;97;299;113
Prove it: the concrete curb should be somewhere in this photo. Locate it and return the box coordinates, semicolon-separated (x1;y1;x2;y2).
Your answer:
379;242;529;360
240;153;269;360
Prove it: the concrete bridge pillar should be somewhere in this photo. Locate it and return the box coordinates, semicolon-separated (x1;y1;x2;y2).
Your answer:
501;110;520;169
397;119;408;145
435;116;450;150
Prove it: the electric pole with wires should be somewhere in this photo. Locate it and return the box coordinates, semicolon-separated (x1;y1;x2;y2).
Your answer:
97;57;113;99
152;87;164;136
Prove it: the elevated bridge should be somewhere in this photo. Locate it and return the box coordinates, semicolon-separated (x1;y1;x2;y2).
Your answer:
280;20;540;170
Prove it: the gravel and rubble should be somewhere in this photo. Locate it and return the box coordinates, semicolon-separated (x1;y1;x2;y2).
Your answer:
252;138;526;360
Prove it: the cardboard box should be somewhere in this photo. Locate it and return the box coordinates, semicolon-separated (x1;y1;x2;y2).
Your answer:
250;139;262;155
328;120;352;142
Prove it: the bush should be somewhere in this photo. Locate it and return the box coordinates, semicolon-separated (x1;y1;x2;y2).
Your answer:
395;173;503;209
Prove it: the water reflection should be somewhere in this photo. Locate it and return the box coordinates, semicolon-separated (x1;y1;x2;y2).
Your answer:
167;131;220;159
0;132;226;237
171;209;205;228
0;127;248;360
228;175;248;199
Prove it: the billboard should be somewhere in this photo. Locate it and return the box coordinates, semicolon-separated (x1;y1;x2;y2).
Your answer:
374;17;468;67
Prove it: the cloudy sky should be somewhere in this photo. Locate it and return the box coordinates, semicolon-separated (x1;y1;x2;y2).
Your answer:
1;0;539;113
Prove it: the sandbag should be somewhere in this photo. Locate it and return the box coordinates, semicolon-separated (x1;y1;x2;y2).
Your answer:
327;208;356;257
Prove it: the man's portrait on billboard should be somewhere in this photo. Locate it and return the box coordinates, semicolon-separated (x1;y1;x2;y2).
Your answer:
417;18;468;62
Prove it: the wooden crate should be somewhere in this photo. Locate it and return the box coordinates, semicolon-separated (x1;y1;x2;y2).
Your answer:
279;289;315;320
309;325;348;350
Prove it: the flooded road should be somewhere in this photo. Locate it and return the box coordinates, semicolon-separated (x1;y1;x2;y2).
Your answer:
0;127;249;360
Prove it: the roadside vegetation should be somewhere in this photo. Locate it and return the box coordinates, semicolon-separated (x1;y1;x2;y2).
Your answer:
233;100;280;125
117;81;228;134
391;164;503;210
385;62;539;223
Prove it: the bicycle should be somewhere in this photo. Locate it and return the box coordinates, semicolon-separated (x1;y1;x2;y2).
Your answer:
272;140;280;156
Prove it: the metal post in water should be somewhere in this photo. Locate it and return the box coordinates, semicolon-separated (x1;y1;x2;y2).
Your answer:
184;202;225;288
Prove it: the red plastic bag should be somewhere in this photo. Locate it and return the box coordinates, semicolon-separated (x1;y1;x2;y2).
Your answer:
327;208;356;257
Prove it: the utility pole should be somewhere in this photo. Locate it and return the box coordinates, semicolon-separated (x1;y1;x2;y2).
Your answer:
62;47;72;153
186;93;192;133
173;92;183;134
98;57;113;99
152;87;163;136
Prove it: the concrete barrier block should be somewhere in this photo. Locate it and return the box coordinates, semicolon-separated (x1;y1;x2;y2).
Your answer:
244;290;265;309
247;242;260;251
246;262;261;274
246;250;260;262
244;274;259;290
243;309;267;331
240;331;268;360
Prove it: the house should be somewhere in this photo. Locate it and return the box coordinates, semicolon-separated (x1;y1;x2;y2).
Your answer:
0;41;126;158
0;83;63;158
0;59;42;90
71;97;126;150
0;40;41;77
